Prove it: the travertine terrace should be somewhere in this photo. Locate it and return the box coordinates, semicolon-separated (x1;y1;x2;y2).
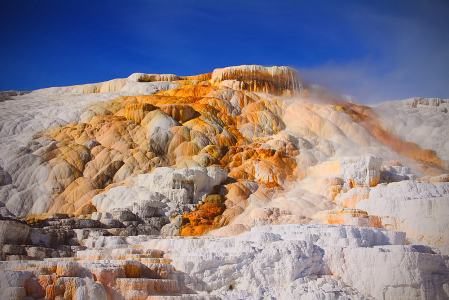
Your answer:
0;65;448;299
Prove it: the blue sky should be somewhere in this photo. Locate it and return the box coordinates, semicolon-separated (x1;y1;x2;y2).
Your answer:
0;0;448;104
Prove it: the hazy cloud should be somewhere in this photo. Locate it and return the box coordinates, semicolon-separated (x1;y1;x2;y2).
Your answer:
298;1;449;104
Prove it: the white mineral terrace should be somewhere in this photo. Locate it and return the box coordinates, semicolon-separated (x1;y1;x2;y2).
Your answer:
0;65;448;299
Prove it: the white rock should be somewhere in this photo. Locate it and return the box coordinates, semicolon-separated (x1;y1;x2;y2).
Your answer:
137;224;447;299
376;98;449;167
339;156;382;189
92;167;227;218
92;186;166;212
133;166;228;204
357;181;449;246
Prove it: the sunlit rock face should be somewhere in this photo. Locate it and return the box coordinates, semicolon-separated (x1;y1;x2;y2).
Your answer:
376;97;449;169
0;67;295;232
1;64;449;299
356;181;449;246
0;243;221;299
339;156;382;189
3;221;445;300
211;65;302;96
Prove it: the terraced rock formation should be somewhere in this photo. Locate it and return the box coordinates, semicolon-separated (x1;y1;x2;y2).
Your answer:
0;65;448;299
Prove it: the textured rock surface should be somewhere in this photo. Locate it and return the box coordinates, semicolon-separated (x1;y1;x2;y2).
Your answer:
210;65;302;96
378;98;449;166
124;224;448;299
356;181;449;246
1;65;449;299
4;223;437;299
0;245;221;299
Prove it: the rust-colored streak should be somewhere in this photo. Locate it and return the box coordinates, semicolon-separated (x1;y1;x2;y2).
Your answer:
333;103;447;175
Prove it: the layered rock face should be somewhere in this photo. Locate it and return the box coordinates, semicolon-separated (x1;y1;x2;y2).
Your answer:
0;240;220;299
0;65;448;299
148;224;448;300
210;65;302;96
